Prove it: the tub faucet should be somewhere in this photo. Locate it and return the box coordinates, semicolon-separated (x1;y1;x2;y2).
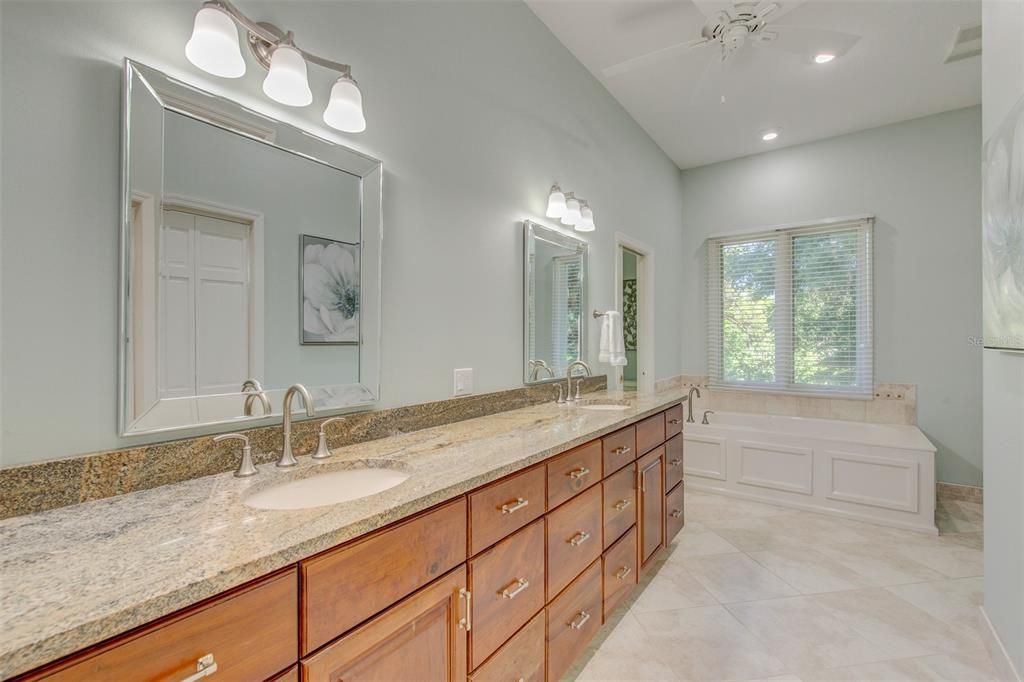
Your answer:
686;386;701;423
702;410;714;425
565;360;592;402
279;383;315;467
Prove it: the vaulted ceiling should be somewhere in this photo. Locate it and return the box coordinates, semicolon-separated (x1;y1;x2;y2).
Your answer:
526;0;982;169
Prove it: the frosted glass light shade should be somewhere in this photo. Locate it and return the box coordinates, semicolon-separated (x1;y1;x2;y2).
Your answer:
561;195;581;226
546;186;566;218
263;45;313;107
185;5;246;78
576;203;595;232
323;76;366;132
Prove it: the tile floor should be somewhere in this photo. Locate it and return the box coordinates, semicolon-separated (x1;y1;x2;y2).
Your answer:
569;491;997;682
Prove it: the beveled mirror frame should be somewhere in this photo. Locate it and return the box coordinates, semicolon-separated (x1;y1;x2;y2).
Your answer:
523;220;589;385
118;60;383;437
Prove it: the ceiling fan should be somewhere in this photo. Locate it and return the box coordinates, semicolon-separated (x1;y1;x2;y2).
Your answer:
603;0;860;78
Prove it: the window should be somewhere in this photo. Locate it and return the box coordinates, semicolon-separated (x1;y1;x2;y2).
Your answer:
706;218;873;397
550;255;583;376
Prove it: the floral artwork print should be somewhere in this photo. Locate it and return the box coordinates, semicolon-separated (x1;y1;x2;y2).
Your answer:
983;93;1024;351
301;235;360;344
623;278;638;351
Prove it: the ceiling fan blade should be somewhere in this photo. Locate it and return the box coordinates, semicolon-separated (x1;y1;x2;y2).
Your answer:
753;0;806;23
602;38;713;77
765;25;861;58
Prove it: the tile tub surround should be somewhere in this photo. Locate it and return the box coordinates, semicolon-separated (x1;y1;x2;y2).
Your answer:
0;376;606;520
0;385;683;679
569;490;994;682
673;376;918;426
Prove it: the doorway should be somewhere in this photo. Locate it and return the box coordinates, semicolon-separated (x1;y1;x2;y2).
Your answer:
614;233;654;394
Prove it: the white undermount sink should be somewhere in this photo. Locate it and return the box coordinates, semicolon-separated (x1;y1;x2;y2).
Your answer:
244;467;409;511
577;401;631;412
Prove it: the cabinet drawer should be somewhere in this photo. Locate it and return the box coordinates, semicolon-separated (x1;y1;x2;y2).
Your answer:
301;498;467;654
270;665;299;682
547;440;602;509
546;560;602;682
31;569;297;682
469;611;545;682
666;481;685;544
468;519;545;670
546;485;603;600
665;433;684;491
601;425;636;475
469;465;546;555
636;412;666;455
603;526;638;619
602;463;636;549
665;403;684;437
301;566;468;682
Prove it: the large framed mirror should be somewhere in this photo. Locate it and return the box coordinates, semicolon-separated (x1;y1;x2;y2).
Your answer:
119;60;382;436
523;220;589;384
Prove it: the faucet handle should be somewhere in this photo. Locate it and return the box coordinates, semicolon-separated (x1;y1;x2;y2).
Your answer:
574;379;583;402
702;410;715;425
214;433;257;478
313;417;346;459
555;384;565;404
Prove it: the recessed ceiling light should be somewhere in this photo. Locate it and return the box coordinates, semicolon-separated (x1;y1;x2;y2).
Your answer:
761;130;779;142
814;53;836;64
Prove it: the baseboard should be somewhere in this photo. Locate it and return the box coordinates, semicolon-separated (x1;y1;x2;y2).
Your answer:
980;606;1023;682
686;480;939;535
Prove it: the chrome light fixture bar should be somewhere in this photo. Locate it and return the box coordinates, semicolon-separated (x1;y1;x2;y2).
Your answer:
545;184;596;232
186;0;366;132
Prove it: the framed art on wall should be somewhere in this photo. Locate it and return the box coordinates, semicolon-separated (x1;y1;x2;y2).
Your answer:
301;234;360;345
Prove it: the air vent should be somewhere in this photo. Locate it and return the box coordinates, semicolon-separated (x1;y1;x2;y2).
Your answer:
944;24;982;64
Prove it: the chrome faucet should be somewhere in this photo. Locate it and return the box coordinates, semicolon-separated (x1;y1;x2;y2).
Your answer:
685;386;701;423
702;409;715;425
565;360;592;402
241;378;271;416
279;383;315;467
529;360;555;382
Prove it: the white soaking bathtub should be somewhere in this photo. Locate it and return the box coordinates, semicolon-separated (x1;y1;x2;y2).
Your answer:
684;411;938;533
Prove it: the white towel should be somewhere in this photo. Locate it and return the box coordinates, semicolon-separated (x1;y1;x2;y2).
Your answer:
598;311;628;366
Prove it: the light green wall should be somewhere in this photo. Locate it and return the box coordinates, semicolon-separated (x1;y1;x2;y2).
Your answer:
0;1;685;465
679;107;983;487
982;0;1024;674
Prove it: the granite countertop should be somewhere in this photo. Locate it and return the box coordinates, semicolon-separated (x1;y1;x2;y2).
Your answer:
0;387;686;679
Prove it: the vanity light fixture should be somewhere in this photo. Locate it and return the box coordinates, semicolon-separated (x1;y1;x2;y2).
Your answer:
561;192;582;226
185;0;367;131
546;184;567;219
576;201;596;232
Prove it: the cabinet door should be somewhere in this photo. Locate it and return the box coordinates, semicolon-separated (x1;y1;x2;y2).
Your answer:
664;433;684;491
638;447;665;567
301;567;468;682
666;481;685;544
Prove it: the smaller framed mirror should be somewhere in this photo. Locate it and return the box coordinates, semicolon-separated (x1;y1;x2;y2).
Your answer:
523;221;589;384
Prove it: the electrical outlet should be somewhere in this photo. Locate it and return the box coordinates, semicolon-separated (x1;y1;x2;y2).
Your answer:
453;368;474;397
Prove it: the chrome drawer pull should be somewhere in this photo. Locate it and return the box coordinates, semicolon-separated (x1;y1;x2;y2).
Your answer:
458;588;472;631
615;566;632;581
670;458;682;467
614;499;631;512
500;577;530;599
500;498;529;514
613;446;631;455
567;466;591;480
669;418;681;425
569;611;591;630
670;509;683;518
569;531;591;547
179;654;218;682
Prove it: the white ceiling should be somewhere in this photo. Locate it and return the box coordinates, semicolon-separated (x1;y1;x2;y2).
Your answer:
526;0;982;169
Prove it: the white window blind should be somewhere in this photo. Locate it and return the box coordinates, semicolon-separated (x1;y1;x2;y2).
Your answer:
551;255;583;377
706;218;873;397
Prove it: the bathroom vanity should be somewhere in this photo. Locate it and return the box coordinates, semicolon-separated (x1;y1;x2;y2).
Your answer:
5;398;685;681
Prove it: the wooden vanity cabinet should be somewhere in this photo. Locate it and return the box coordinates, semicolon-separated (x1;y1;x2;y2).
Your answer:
637;446;665;569
16;403;687;682
301;566;469;682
